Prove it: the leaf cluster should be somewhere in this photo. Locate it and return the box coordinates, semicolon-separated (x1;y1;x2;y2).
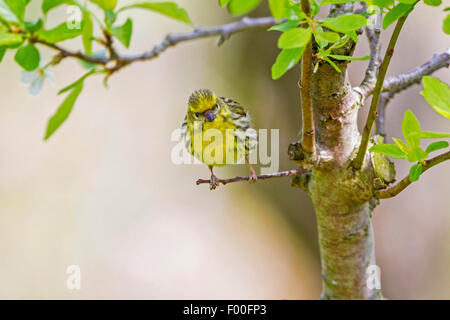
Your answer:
370;77;450;181
0;0;191;139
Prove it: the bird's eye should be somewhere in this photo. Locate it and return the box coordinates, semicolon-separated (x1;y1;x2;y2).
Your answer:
194;112;200;118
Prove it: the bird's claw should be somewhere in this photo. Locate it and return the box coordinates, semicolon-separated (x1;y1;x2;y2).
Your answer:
248;169;258;184
209;174;219;190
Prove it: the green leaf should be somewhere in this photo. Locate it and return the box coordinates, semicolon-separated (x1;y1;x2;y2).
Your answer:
278;28;312;49
111;18;132;48
38;22;83;43
444;14;450;35
369;144;408;159
45;82;83;140
82;11;93;55
392;137;410;155
14;43;40;71
104;9;116;27
323;56;341;72
409;163;422;182
0;45;6;62
314;31;340;43
118;2;191;25
402;110;421;148
285;4;307;20
227;0;263;16
423;0;441;6
42;0;75;15
382;3;413;29
0;32;23;45
420;76;450;119
407;147;428;163
426;141;449;153
89;0;117;11
4;0;30;22
310;0;320;16
365;0;395;9
272;47;305;80
219;0;231;7
321;0;357;4
397;0;416;4
58;69;96;94
348;31;359;43
0;0;19;23
25;19;44;33
269;0;289;20
327;54;370;60
268;20;302;32
322;14;369;33
420;131;450;139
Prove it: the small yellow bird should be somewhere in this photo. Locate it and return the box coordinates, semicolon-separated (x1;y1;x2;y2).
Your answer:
181;89;257;189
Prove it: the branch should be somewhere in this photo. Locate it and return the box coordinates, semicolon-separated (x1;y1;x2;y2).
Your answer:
299;0;316;154
352;16;408;170
375;151;450;199
374;49;450;138
124;16;278;62
356;48;450;99
196;168;307;187
36;17;278;73
356;11;382;99
375;93;389;138
35;40;109;65
383;48;450;96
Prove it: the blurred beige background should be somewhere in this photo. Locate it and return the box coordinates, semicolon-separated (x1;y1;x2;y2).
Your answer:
0;1;448;299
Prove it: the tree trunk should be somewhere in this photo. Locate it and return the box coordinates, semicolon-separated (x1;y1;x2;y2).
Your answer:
312;181;380;300
291;59;385;299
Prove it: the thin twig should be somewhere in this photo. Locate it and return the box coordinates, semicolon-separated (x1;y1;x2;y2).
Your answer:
36;17;278;73
375;151;450;199
299;0;315;155
353;16;408;170
196;168;307;187
35;40;109;65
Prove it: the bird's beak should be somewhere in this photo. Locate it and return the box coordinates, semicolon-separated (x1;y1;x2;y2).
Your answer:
205;110;215;122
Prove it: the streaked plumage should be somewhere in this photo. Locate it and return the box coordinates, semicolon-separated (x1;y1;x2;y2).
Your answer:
181;89;257;188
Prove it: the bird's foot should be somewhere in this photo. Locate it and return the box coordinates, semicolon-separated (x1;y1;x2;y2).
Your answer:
248;166;258;184
209;174;219;190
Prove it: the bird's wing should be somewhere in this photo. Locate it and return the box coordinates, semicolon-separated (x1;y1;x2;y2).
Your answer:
220;97;257;154
181;115;193;153
220;97;247;118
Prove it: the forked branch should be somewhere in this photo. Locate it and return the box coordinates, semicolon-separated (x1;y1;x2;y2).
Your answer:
356;48;450;100
36;17;278;74
353;16;408;170
383;48;450;96
375;48;450;138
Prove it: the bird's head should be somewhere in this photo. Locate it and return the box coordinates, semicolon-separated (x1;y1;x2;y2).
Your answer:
188;89;218;122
